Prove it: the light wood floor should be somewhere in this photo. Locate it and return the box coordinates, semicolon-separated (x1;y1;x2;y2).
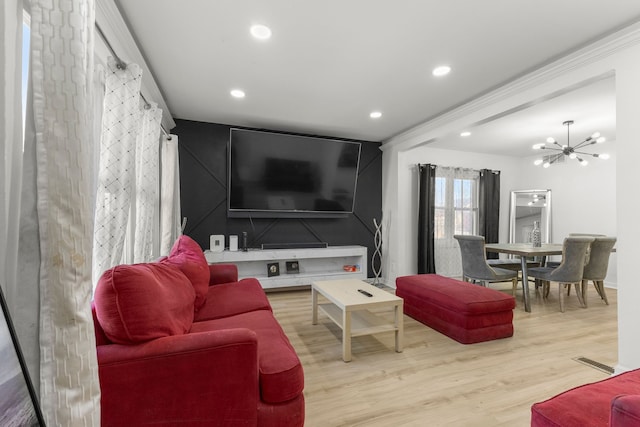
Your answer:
266;282;618;427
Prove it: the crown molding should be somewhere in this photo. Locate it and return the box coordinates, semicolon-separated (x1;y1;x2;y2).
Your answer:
95;0;175;131
383;21;640;152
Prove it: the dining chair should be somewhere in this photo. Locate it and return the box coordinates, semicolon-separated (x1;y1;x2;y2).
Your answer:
527;236;595;312
453;235;518;292
580;236;616;306
545;233;605;268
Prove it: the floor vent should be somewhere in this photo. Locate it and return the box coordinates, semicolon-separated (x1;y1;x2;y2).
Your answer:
573;357;614;374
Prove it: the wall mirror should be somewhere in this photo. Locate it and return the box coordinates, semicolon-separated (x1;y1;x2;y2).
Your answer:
509;189;551;244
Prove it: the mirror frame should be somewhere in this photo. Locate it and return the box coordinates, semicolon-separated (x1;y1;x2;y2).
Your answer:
508;189;552;244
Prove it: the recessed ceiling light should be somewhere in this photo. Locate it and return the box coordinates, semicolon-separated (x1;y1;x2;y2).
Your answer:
370;111;382;119
432;65;451;77
230;89;245;98
250;24;272;40
460;131;471;137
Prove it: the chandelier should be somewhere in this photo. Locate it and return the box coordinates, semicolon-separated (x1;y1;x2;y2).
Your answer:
532;120;609;167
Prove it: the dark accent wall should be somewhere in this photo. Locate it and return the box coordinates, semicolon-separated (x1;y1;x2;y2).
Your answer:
174;119;383;277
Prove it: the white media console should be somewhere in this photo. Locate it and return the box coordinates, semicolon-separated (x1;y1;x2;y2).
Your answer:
204;245;367;289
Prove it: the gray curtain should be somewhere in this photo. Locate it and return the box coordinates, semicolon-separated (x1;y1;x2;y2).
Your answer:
479;169;500;259
417;164;436;274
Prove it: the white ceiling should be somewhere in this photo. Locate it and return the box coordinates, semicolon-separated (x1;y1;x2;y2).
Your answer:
114;1;637;156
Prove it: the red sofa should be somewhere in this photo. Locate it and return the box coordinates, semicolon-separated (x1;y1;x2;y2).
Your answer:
531;368;640;426
92;235;304;427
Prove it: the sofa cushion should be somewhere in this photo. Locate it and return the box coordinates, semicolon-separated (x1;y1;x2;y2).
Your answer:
191;310;304;404
531;368;640;426
194;278;272;322
611;394;640;426
162;235;210;310
95;263;195;344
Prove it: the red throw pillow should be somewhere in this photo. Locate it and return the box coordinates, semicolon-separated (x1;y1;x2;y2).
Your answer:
94;263;196;344
162;235;210;310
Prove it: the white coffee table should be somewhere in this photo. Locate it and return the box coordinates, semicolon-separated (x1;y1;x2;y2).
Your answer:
311;279;403;362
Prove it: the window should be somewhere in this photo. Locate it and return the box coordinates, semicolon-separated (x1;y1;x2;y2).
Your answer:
434;172;478;239
453;177;477;235
433;167;479;277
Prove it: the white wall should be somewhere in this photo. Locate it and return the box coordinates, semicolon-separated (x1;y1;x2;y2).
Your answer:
514;152;617;285
389;146;519;282
381;24;640;372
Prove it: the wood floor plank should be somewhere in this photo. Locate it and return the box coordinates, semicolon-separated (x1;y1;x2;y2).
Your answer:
267;282;617;426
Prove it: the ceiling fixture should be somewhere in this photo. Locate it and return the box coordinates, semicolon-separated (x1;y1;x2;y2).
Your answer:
432;65;451;77
370;111;382;119
532;120;608;168
250;24;272;40
230;89;246;98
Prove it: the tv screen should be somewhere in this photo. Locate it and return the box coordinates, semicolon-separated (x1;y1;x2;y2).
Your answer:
228;129;361;218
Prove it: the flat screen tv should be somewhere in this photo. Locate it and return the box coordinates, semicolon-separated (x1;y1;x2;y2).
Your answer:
228;128;361;218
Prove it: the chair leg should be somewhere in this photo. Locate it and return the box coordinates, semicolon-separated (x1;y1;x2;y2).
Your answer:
581;279;588;308
597;280;609;305
543;280;550;298
511;278;518;296
559;283;566;312
574;282;586;308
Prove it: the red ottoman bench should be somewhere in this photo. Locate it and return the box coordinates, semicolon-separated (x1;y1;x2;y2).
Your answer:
395;274;515;344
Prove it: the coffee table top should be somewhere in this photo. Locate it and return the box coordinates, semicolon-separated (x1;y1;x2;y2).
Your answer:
312;279;402;310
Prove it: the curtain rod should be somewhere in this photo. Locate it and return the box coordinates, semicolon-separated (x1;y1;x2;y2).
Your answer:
416;164;499;174
95;23;171;140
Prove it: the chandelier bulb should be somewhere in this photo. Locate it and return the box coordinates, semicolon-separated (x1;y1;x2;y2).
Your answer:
596;137;606;144
599;153;610;160
533;159;543;166
591;131;601;139
543;162;551;168
569;153;577;159
546;137;555;144
580;159;589;166
532;143;545;150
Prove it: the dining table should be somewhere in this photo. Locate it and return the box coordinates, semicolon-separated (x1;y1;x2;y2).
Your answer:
484;243;564;312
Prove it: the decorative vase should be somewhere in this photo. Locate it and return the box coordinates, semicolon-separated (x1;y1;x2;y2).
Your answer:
531;221;542;247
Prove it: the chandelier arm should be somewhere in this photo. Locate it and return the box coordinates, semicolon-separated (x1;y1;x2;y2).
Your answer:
539;146;564;152
573;150;601;157
549;153;565;164
572;139;594;150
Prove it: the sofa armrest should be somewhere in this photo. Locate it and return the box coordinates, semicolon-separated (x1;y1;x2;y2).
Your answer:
98;328;258;426
611;395;640;427
209;263;238;285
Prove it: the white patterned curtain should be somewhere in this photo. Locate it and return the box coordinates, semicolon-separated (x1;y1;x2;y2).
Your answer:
160;134;182;255
0;0;24;301
26;0;101;425
133;103;162;263
434;166;480;277
92;57;142;284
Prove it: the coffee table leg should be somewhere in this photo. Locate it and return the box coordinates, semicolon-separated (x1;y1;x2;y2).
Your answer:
342;310;352;362
311;287;318;325
395;303;404;353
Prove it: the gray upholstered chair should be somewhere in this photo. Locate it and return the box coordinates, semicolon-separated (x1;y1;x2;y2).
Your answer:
545;233;605;268
527;236;595;312
580;236;616;306
453;235;518;292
